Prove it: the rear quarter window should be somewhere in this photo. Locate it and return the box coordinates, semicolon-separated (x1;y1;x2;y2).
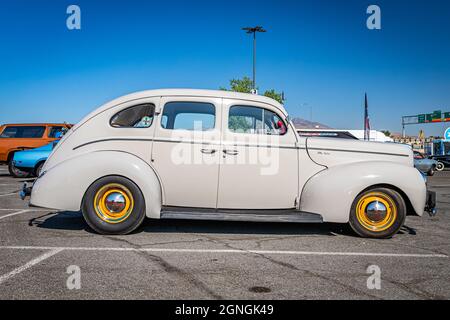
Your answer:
110;104;155;128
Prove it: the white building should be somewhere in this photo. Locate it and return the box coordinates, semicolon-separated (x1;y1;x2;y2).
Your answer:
347;130;394;142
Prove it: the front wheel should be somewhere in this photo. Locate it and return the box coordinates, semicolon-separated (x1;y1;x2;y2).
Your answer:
436;162;445;171
349;187;406;239
427;166;435;176
82;176;146;235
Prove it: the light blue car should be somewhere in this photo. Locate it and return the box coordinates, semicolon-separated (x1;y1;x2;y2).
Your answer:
12;140;59;177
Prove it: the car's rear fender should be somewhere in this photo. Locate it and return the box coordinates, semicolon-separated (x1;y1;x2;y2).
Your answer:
30;150;163;218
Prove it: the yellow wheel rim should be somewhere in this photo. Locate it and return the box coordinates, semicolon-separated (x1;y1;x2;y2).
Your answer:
356;192;397;232
93;183;134;224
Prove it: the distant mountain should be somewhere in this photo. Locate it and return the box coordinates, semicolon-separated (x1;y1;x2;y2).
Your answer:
291;117;331;129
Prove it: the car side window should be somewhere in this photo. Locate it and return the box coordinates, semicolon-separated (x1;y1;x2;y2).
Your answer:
0;126;45;138
228;106;287;135
161;102;215;131
110;104;155;128
0;127;18;138
48;126;64;138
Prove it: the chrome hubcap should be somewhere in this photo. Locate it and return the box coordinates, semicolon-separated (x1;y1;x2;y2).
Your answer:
365;201;388;222
105;192;126;213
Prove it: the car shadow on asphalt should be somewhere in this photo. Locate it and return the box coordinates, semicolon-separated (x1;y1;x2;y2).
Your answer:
30;211;352;237
140;219;351;237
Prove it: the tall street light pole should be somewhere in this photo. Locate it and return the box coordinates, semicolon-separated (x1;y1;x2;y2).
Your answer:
242;26;266;93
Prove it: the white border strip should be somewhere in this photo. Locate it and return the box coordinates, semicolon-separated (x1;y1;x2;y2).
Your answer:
0;249;63;285
0;246;447;258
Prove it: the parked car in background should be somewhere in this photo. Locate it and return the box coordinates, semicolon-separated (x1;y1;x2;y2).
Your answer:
428;139;450;170
297;129;393;142
24;89;436;239
414;151;438;176
12;140;60;177
0;123;72;177
297;129;359;140
428;155;449;170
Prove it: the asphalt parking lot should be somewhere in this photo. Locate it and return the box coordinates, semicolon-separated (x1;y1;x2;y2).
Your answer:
0;164;449;300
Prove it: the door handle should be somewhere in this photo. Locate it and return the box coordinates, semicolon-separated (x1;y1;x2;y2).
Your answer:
223;149;239;156
200;148;217;154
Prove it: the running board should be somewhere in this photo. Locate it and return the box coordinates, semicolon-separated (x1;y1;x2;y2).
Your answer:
160;207;323;223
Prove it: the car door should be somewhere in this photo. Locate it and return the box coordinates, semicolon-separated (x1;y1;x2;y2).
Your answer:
151;96;222;208
217;99;299;209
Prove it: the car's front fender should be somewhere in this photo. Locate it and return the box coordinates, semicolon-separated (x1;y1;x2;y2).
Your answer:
30;150;162;218
299;161;426;223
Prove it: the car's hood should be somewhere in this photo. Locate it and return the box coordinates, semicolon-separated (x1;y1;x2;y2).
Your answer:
306;137;413;168
415;158;437;164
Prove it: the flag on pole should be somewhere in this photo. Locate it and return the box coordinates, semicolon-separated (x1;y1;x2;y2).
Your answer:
364;93;371;141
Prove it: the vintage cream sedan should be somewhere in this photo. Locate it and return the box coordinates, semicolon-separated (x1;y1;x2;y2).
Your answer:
25;89;436;238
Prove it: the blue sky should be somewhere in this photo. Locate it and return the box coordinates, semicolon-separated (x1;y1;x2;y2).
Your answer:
0;0;449;136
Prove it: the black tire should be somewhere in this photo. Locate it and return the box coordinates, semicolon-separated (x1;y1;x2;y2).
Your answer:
349;187;406;239
34;162;45;178
8;160;30;178
427;166;435;176
82;176;146;235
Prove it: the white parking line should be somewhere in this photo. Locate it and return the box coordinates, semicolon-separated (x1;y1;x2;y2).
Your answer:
0;248;63;285
0;192;18;197
0;208;54;212
0;245;447;258
0;209;53;220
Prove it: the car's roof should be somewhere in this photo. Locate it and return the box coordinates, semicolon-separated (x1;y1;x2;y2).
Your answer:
72;89;287;132
100;88;286;114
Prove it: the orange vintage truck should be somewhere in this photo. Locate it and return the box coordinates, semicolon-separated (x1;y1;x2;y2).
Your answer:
0;123;72;177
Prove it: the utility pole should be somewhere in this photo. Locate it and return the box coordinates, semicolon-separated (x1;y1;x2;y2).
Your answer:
242;26;266;93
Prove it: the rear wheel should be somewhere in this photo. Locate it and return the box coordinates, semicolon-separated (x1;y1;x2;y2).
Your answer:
82;176;146;235
427;166;435;176
436;162;445;171
349;187;406;239
8;160;30;178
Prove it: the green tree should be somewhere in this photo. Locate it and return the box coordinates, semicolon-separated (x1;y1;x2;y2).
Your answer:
263;89;283;104
221;77;284;104
380;130;391;137
220;76;254;93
